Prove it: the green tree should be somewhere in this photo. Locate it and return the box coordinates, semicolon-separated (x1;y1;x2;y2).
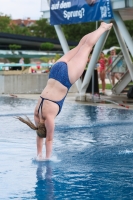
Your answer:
40;42;54;51
9;44;21;51
0;15;11;32
104;28;118;49
0;14;32;36
10;24;32;36
54;54;61;61
29;18;57;38
62;21;120;49
125;20;133;37
0;13;133;51
40;54;61;62
62;22;96;42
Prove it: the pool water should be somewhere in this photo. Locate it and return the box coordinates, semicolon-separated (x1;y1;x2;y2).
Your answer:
0;96;133;200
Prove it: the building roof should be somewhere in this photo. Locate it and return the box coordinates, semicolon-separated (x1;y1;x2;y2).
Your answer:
11;18;36;27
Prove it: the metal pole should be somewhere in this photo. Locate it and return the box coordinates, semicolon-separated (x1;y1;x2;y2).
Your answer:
91;70;94;101
96;21;98;29
113;21;133;80
92;21;98;101
113;11;133;58
54;25;70;54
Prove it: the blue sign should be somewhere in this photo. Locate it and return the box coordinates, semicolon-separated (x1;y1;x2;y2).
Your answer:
50;0;114;25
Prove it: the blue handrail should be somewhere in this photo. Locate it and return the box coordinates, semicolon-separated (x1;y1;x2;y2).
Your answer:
0;63;53;67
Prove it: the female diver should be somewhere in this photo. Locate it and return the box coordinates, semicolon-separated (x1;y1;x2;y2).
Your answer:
16;22;113;160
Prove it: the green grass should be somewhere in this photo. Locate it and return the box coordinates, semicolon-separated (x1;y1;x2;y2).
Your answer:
99;84;112;90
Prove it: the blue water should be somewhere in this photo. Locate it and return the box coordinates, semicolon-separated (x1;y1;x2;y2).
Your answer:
0;96;133;200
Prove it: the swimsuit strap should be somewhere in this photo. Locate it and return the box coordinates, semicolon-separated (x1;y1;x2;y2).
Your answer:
38;96;44;116
38;96;61;116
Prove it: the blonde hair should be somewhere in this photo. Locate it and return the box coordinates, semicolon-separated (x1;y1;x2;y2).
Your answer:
15;116;46;138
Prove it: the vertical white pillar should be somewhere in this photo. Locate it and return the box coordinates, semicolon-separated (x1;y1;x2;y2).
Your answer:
54;25;70;54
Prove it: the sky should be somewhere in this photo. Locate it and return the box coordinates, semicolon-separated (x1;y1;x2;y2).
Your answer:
0;0;49;20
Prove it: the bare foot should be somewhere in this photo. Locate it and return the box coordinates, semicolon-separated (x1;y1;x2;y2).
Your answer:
101;22;113;31
36;154;50;161
36;155;48;161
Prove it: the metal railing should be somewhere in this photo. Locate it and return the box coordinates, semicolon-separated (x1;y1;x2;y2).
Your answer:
106;51;128;87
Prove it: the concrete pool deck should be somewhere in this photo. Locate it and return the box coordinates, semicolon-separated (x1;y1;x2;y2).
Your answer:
1;89;133;110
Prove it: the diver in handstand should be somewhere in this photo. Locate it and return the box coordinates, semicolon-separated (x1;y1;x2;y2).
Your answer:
16;22;113;160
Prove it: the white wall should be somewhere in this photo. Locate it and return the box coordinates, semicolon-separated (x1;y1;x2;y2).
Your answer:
0;74;78;94
0;75;4;94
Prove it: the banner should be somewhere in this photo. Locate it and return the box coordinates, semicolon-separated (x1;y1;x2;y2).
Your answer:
50;0;114;25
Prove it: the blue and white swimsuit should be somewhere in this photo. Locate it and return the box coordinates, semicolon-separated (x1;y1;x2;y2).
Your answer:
38;62;72;115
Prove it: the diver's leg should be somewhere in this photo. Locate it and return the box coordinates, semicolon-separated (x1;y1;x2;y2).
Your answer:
67;22;113;84
34;108;44;159
36;136;44;158
57;34;90;63
44;116;55;159
58;22;112;65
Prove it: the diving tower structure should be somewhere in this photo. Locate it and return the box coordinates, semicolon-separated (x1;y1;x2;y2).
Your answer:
41;0;133;98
